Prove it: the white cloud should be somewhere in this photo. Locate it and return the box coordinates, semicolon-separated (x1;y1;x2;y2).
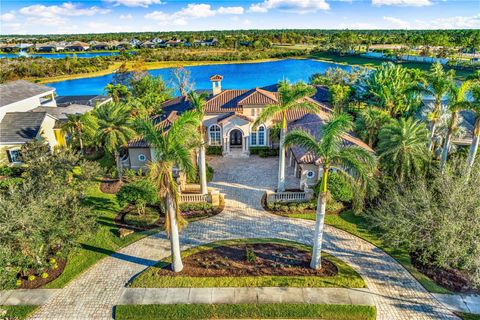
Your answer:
249;0;330;14
1;12;16;22
373;0;432;7
338;22;378;29
383;16;411;28
105;0;164;7
415;14;480;29
19;2;110;18
145;3;245;26
119;13;133;19
217;6;244;15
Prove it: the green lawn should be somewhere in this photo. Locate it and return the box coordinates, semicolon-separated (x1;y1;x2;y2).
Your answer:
309;51;473;80
129;238;365;288
115;304;376;320
286;210;450;294
43;183;159;288
0;306;37;320
457;313;480;320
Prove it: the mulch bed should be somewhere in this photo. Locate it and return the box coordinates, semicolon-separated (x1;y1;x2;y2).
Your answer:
18;259;67;289
411;253;479;293
100;178;123;194
115;197;225;232
157;243;337;277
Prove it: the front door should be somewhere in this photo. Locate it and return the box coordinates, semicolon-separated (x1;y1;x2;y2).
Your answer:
229;129;242;147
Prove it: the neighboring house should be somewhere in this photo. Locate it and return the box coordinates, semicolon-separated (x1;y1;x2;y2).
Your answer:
0;80;95;165
64;41;90;51
90;41;110;51
0;43;17;52
125;75;372;189
140;41;156;49
35;42;64;52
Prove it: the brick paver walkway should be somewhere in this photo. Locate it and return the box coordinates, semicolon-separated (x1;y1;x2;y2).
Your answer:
28;156;459;320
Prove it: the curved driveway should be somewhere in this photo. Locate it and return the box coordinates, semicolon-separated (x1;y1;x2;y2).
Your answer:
29;156;458;320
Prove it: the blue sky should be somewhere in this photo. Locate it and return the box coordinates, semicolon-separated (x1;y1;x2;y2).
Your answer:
1;0;479;34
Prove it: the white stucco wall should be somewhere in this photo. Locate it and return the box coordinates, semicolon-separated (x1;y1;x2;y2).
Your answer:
0;91;56;122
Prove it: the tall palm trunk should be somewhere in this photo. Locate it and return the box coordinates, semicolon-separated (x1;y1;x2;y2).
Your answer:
166;191;183;272
428;98;441;151
440;112;458;170
277;115;287;192
78;129;84;154
310;167;329;270
199;139;208;195
467;119;480;168
114;150;123;181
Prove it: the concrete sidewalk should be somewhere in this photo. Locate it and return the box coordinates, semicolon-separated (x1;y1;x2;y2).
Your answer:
434;294;480;315
117;287;374;306
0;289;59;306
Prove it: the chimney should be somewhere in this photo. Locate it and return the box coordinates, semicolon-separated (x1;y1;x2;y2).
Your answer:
210;74;223;96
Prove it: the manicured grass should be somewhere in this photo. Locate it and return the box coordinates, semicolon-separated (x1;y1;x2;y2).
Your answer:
43;183;159;288
457;312;480;320
129;238;365;288
115;304;376;320
309;51;473;80
0;306;37;320
286;210;451;294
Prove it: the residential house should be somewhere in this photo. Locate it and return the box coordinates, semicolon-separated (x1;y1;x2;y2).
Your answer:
35;42;65;52
140;40;156;49
64;41;90;51
90;41;110;51
0;81;96;165
125;75;372;189
0;43;18;52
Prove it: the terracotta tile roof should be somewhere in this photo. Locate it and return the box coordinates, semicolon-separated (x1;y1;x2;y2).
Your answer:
128;111;178;148
204;90;248;113
237;88;279;105
210;74;223;81
217;112;254;123
288;113;373;164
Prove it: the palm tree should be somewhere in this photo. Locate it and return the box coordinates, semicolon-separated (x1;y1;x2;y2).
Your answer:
188;91;210;195
94;103;136;181
62;113;97;153
362;62;423;117
440;81;472;170
284;113;377;269
377;118;430;182
466;84;480;169
104;83;130;103
254;81;320;192
422;62;455;151
135;111;200;272
355;107;392;148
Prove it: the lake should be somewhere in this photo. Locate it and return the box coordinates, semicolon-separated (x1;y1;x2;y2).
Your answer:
47;59;353;96
0;52;124;59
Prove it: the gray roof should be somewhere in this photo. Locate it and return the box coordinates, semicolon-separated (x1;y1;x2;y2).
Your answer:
0;80;54;108
0;112;49;144
55;95;111;107
31;104;93;120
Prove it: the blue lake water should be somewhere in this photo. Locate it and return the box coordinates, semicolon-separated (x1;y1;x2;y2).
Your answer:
0;52;123;59
47;59;353;96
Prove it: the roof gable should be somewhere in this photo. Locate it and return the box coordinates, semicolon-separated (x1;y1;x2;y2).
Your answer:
0;80;54;108
0;112;49;144
238;88;278;106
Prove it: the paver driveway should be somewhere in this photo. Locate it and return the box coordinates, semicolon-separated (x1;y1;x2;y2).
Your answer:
29;156;458;320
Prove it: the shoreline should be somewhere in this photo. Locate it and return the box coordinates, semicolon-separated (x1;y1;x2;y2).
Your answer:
39;58;282;84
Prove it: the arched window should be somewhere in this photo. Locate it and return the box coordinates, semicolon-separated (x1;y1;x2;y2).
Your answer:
251;125;266;146
209;125;221;146
258;126;265;146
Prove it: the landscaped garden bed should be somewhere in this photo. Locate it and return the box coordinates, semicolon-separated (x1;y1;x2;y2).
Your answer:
115;303;376;320
129;239;365;288
100;178;123;194
17;258;67;289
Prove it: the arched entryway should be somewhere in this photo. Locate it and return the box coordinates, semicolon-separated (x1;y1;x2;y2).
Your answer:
229;129;243;148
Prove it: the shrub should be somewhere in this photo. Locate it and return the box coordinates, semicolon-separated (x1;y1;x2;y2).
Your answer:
41;273;49;279
180;202;213;212
0;177;24;190
366;160;480;287
116;179;158;214
0;166;24;177
250;147;278;157
246;247;257;263
314;172;353;203
206;146;222;155
188;164;214;184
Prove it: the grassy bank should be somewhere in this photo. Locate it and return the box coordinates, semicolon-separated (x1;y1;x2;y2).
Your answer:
38;58;280;84
115;304;376;320
43;183;159;288
129;238;365;289
287;210;451;294
310;51;474;80
0;306;37;320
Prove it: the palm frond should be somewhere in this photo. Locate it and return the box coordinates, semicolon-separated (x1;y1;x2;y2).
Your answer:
253;104;283;129
283;129;320;155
